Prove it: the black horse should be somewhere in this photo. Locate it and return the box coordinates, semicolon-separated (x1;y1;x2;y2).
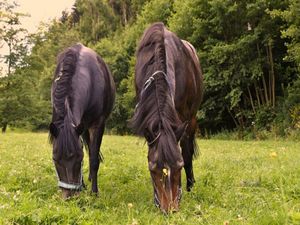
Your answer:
131;23;203;213
49;43;115;198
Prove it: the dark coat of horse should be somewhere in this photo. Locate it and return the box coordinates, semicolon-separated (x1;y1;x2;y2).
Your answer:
49;43;115;198
131;23;203;213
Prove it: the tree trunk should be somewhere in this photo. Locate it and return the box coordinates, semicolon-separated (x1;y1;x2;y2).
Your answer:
8;42;12;76
257;42;269;106
258;82;265;105
122;1;127;25
265;45;271;104
247;86;256;113
254;81;261;107
262;75;269;106
268;41;276;108
226;106;239;128
2;123;7;133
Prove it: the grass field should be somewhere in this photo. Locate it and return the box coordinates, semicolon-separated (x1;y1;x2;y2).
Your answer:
0;132;300;224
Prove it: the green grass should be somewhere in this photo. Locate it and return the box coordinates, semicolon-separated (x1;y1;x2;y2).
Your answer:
0;132;300;224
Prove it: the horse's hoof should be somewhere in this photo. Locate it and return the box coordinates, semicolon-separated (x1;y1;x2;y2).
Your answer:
91;192;98;197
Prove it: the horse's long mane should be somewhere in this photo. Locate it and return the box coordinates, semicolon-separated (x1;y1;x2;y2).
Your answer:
50;44;82;159
131;23;183;169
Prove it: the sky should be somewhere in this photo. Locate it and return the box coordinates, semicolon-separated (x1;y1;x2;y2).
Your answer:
17;0;75;33
0;0;75;74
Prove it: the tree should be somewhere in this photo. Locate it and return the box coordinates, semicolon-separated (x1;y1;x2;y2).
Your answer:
1;0;298;137
74;0;118;44
93;0;176;133
275;0;300;69
0;1;30;132
0;0;29;76
169;0;291;134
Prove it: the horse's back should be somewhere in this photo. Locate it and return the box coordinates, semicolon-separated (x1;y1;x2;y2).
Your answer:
68;44;115;125
181;39;203;109
163;28;203;117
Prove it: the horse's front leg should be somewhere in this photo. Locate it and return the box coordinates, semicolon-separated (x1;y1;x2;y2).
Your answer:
181;136;195;191
88;121;105;194
180;118;197;192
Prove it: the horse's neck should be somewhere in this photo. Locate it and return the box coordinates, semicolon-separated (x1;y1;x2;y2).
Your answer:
163;31;176;100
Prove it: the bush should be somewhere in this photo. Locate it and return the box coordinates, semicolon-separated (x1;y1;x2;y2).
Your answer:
254;107;276;131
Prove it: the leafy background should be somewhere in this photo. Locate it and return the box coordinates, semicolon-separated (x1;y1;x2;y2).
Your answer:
0;0;300;139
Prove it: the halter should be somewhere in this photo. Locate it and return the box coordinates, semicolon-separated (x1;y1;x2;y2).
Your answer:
140;70;168;99
54;67;63;82
135;70;171;110
53;130;84;191
148;132;161;146
53;160;83;191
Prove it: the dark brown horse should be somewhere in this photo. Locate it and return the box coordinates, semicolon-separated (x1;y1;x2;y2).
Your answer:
131;23;203;213
49;43;115;198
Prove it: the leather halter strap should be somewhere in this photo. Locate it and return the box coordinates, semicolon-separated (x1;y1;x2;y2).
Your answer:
140;70;167;98
135;70;169;110
53;160;83;191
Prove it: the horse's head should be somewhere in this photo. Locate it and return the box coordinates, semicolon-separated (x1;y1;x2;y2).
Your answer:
50;122;84;199
145;122;187;213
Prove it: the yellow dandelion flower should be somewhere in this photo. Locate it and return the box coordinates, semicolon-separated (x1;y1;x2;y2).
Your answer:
270;152;277;158
162;168;168;176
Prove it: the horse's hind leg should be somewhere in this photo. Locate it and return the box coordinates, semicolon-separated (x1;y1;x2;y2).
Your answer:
180;118;197;192
88;119;105;194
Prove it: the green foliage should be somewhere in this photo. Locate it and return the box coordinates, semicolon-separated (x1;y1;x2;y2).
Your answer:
169;0;293;133
91;0;176;133
1;133;300;223
75;0;119;44
1;0;300;137
271;0;300;68
286;77;300;128
0;0;30;76
255;106;276;130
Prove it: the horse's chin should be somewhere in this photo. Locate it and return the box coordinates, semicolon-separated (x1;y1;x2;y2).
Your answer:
61;188;80;199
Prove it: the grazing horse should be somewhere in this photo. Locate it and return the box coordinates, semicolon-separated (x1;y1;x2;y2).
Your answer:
49;43;115;198
131;22;203;213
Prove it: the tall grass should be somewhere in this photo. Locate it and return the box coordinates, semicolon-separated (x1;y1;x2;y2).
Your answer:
0;132;299;224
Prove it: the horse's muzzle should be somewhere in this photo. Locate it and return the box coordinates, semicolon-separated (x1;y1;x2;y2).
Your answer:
61;187;80;199
153;187;182;213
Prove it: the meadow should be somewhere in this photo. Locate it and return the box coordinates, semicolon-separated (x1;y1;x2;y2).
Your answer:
0;132;299;225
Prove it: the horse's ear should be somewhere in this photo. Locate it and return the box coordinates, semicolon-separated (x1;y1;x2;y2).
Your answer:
175;121;188;142
49;122;59;138
75;123;84;135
